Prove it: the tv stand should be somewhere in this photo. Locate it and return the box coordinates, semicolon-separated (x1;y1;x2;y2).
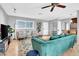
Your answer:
0;36;11;55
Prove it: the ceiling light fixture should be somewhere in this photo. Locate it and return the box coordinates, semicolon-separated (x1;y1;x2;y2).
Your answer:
12;8;16;13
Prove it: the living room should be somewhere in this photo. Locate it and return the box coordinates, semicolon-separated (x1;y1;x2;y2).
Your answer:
0;3;78;56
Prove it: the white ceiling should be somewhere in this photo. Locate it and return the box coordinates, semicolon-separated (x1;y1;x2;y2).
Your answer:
0;3;79;20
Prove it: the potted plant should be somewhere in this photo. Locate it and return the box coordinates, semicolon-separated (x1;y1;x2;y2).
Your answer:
7;25;15;39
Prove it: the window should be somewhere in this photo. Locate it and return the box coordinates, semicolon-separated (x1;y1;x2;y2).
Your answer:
42;22;48;35
57;21;62;35
16;20;34;29
26;21;33;29
66;23;70;30
16;20;26;29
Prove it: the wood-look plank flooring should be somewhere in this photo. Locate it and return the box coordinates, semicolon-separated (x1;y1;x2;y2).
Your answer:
63;39;79;56
4;39;79;56
5;40;19;56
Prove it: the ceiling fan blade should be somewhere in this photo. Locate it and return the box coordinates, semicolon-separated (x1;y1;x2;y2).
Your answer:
57;4;66;8
41;5;52;9
50;6;55;12
51;3;59;5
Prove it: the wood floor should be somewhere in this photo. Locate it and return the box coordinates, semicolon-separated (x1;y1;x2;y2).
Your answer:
4;39;79;56
63;39;79;56
5;40;19;56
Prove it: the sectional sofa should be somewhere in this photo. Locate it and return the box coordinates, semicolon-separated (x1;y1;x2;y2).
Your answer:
32;34;77;56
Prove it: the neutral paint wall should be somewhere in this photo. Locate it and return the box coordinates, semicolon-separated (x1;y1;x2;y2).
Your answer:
0;5;8;24
7;15;49;30
7;15;71;37
7;15;50;38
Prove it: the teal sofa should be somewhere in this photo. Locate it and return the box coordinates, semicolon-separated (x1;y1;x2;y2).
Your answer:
32;35;77;56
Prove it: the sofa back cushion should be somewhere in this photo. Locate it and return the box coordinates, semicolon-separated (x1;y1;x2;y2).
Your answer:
50;35;60;40
50;34;68;40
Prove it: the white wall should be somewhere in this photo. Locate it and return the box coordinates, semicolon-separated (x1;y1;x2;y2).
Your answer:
7;15;50;38
0;5;8;24
7;16;48;30
7;16;38;38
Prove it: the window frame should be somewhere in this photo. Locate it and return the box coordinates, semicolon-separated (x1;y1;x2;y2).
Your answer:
15;20;34;29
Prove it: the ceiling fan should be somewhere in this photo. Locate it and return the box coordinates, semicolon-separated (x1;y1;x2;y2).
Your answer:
41;3;66;12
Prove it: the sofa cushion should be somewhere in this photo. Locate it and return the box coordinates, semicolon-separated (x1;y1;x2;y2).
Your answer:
32;34;77;56
50;34;68;40
58;34;69;38
32;36;46;44
50;35;60;40
59;34;65;38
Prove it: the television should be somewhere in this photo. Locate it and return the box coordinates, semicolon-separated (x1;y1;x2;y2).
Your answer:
1;24;8;39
